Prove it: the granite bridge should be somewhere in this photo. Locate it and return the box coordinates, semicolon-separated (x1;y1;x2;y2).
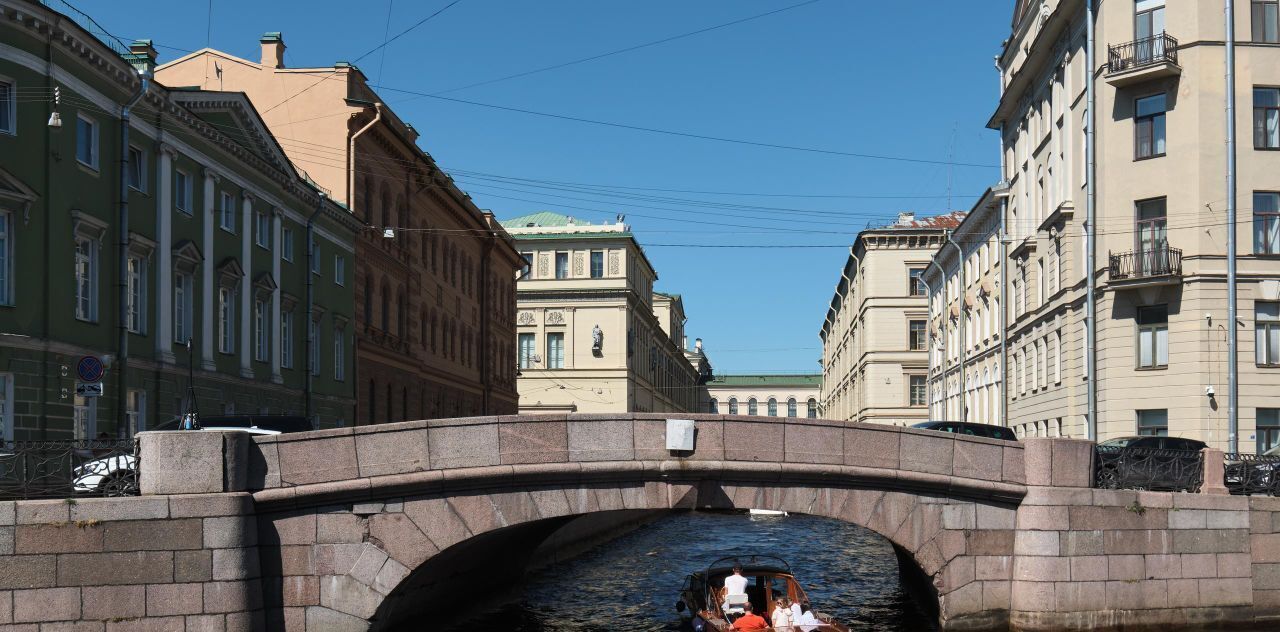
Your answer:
0;414;1277;631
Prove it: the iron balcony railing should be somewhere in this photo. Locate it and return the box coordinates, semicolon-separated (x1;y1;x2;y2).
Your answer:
0;439;139;500
1108;246;1182;281
1095;445;1203;493
1108;33;1179;73
1224;453;1280;496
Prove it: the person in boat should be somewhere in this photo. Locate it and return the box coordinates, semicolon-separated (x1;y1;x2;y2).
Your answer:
792;601;821;631
721;565;749;611
729;602;769;630
771;595;794;631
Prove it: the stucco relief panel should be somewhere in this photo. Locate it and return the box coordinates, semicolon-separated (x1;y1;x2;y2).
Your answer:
517;311;536;326
546;311;565;325
538;253;550;278
608;252;620;276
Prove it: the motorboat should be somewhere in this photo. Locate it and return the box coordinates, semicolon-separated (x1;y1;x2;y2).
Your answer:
747;509;787;517
676;554;848;631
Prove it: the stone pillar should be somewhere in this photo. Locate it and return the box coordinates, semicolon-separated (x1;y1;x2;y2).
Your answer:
1023;437;1094;487
201;168;219;370
155;143;176;364
138;430;250;494
271;208;283;384
240;192;254;378
1201;448;1229;495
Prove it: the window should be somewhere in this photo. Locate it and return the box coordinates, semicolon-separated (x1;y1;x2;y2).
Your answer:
807;398;818;418
1256;192;1280;255
908;268;926;296
334;256;346;286
174;272;193;343
126;389;146;436
334;328;345;381
909;375;927;406
0;78;12;135
218;287;235;353
253;298;268;362
127;146;146;191
708;398;719;414
309;318;321;377
1135;198;1168;274
1256;88;1280;148
1053;331;1063;384
1137;409;1168;436
282;227;294;261
787;398;797;417
1259;409;1280;454
1136;305;1169;368
1135;0;1166;45
519;252;532;280
281;310;294;369
1255;0;1279;42
1135;93;1166;159
546;332;564;369
555;252;569;279
255;211;270;248
1030;343;1040;389
175;170;193;214
219;192;235;232
75;236;98;321
76;114;98;169
767;398;778;417
0;211;12;305
310;238;320;275
748;398;758;415
590;251;604;278
126;255;145;334
908;320;927;351
729;397;739;415
1258;302;1280;365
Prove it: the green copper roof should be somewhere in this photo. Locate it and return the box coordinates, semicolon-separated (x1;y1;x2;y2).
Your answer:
501;211;589;229
707;374;822;387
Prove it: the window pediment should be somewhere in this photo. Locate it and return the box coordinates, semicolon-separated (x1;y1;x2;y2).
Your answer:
216;257;244;284
128;231;156;259
172;239;203;271
71;210;108;241
253;271;277;294
0;168;37;222
281;292;300;312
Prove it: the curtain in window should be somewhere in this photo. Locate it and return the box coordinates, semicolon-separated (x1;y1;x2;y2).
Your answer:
1255;193;1280;255
1258;303;1280;365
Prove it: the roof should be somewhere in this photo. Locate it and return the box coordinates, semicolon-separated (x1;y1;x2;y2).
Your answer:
706;374;822;388
868;210;967;231
501;211;588;228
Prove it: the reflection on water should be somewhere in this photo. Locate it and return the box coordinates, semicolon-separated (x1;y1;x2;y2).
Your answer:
437;511;937;632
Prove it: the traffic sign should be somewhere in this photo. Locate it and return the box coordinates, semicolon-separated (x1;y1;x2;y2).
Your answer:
75;382;104;398
76;355;105;382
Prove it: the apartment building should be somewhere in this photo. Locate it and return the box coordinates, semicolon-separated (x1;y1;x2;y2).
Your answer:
705;374;821;419
155;33;522;421
502;212;702;414
0;4;360;439
990;0;1280;449
924;189;1007;428
819;212;964;426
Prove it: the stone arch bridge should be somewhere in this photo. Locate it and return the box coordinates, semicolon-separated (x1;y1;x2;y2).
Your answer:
0;414;1274;631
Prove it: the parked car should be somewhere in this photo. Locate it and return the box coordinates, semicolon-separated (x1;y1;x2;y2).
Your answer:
72;415;314;496
1095;436;1207;492
911;421;1018;442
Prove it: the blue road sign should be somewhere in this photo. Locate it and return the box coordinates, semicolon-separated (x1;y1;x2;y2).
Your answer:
76;355;104;382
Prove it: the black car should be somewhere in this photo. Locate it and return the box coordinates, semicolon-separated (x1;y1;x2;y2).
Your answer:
1095;436;1207;492
911;421;1018;442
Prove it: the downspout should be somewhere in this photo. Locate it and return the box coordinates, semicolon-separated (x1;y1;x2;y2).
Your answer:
924;257;946;420
1085;0;1099;441
41;22;58;439
116;70;149;437
996;56;1010;430
347;103;383;215
344;103;381;423
941;233;966;422
479;220;495;415
305;192;327;421
1225;0;1239;453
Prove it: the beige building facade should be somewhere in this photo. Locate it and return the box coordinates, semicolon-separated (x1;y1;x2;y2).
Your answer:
705;375;820;418
503;212;703;414
990;0;1280;450
820;212;963;426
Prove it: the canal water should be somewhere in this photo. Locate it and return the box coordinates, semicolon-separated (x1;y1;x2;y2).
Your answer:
441;510;937;631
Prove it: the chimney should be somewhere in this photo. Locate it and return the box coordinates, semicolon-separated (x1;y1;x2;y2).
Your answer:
694;338;704;352
897;211;916;226
126;40;158;76
260;32;285;69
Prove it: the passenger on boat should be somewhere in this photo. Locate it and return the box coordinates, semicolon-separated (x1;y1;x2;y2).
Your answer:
721;565;749;612
729;602;769;630
791;601;821;631
771;596;794;630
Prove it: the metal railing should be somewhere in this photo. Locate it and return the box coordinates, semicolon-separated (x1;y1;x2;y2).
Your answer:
1108;33;1179;73
1108;246;1183;281
1095;445;1203;492
0;439;139;500
1224;453;1280;496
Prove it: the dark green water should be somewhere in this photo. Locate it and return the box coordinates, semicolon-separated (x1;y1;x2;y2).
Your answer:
442;511;937;631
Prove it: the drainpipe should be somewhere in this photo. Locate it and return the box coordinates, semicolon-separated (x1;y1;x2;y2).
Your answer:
1085;0;1099;441
924;257;946;420
116;70;149;437
347;103;383;214
305;192;326;421
996;58;1010;430
1226;0;1239;453
479;217;495;415
940;233;966;422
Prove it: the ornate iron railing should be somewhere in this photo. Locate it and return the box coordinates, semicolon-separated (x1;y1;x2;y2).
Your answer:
1095;445;1203;492
1108;33;1179;73
0;439;139;500
1108;246;1182;281
1224;453;1280;496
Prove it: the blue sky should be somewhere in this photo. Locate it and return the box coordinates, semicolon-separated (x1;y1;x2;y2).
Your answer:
86;0;1010;374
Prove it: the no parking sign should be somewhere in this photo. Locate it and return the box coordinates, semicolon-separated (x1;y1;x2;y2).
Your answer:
76;355;105;382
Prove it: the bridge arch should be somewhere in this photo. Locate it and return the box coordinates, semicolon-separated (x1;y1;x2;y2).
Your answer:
246;414;1025;631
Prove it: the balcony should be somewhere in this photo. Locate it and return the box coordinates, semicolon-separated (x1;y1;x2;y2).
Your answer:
1106;33;1180;87
1107;246;1183;289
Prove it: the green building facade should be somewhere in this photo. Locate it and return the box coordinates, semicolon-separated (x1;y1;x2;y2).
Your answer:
0;0;361;440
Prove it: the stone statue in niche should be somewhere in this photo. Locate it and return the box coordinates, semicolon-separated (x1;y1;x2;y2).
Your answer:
592;324;603;356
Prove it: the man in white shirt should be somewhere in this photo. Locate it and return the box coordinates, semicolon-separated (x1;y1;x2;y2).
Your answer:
722;565;749;613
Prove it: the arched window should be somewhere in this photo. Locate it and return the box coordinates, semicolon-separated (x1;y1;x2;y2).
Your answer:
748;398;758;415
380;187;391;229
729;398;739;415
787;398;797;417
807;398;818;418
361;177;372;222
396;288;406;336
709;398;719;414
767;398;778;416
380;280;391;331
363;274;373;324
